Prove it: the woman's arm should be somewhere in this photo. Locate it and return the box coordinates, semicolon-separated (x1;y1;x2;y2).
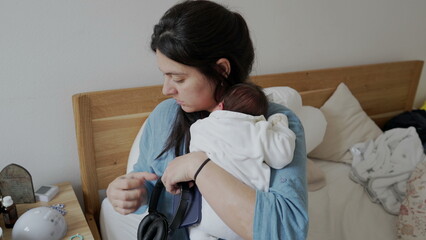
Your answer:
107;99;178;215
162;151;256;239
195;157;256;239
106;110;159;215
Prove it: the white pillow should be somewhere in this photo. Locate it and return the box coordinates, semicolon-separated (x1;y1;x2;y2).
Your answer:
297;106;327;153
308;83;383;164
264;87;327;153
263;87;302;112
126;121;146;173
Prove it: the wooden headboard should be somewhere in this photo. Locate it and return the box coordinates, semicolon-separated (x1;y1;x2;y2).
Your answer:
72;60;423;239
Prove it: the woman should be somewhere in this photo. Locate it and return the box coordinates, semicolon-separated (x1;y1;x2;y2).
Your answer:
106;1;308;239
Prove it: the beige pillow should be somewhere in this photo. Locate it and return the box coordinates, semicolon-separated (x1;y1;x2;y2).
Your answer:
308;83;382;164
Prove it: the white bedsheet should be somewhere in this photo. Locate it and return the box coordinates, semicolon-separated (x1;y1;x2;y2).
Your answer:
308;159;397;240
100;160;397;240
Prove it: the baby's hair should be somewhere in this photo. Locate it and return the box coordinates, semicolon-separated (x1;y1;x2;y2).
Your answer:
222;83;268;116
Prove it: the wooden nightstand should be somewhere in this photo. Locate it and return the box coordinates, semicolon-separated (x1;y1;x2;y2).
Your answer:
1;182;94;240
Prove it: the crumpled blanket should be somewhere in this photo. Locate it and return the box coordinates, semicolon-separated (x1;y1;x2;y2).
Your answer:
350;127;426;215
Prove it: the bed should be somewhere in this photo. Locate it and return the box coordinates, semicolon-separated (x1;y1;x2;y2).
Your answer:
73;60;424;240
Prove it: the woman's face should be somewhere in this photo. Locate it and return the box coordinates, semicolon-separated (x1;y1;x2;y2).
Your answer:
156;50;218;113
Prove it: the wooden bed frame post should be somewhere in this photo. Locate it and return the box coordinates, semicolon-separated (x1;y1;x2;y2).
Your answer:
73;94;102;240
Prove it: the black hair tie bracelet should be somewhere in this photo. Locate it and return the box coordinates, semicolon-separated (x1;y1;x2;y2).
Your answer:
194;158;210;182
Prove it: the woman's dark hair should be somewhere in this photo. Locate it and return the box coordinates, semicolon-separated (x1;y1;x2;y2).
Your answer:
152;0;255;157
222;83;268;117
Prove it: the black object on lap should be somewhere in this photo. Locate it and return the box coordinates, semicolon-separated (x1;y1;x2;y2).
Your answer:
384;109;426;153
137;178;191;240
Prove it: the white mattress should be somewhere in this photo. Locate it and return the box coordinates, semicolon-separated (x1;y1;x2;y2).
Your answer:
99;159;397;240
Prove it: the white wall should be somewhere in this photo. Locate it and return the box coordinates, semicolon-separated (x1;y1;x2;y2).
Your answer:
1;0;426;206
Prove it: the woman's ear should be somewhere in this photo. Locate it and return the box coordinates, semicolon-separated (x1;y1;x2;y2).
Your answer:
216;58;231;78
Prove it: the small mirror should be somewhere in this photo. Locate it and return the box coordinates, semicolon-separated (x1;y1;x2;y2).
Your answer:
0;164;36;203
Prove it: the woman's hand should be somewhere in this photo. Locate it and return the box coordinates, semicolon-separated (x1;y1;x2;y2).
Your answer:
106;171;158;215
162;151;208;194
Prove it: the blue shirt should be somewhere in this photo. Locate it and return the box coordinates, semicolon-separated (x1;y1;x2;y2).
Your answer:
133;99;308;240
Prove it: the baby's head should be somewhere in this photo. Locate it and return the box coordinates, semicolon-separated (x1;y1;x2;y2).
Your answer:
216;83;268;116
